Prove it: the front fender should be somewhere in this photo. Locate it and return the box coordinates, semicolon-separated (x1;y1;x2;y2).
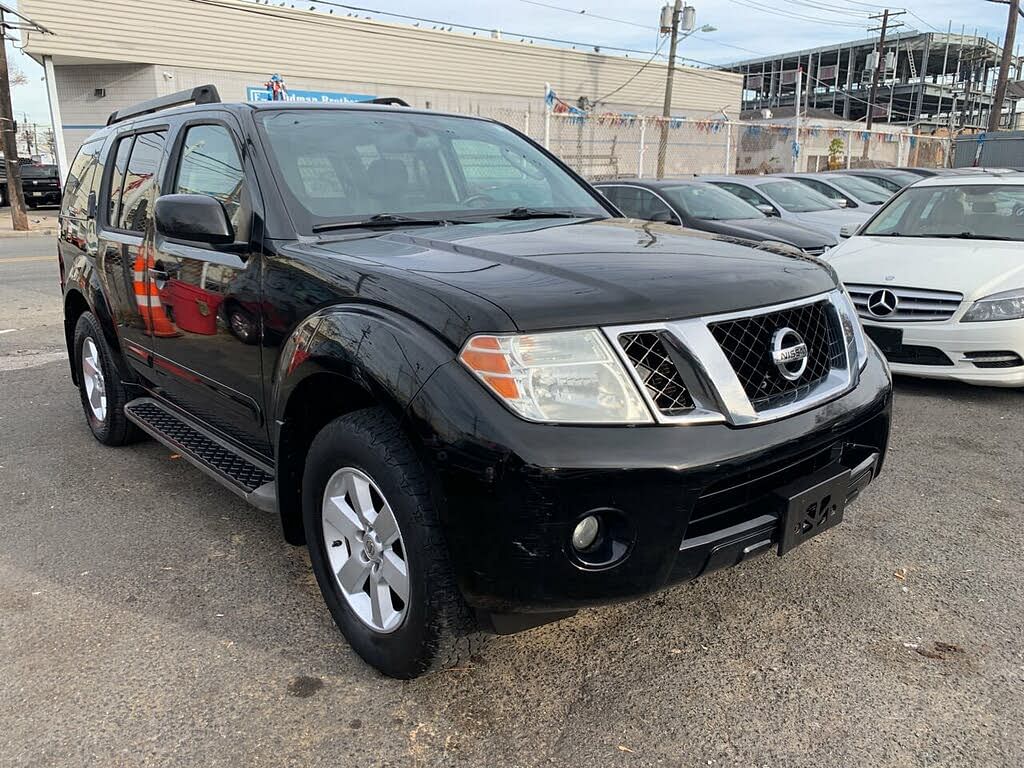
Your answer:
271;305;458;442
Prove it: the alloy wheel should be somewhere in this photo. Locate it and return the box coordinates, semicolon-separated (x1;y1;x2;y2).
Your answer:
81;337;107;423
321;467;409;633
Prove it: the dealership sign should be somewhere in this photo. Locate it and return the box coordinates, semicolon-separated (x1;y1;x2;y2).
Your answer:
245;86;375;104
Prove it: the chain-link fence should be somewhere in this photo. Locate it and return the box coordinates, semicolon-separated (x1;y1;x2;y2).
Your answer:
478;107;952;180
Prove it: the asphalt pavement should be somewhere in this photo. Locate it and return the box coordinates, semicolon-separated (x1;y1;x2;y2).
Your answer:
1;235;1022;767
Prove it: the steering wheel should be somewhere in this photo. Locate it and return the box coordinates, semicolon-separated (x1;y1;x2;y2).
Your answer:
461;193;498;208
1013;203;1024;219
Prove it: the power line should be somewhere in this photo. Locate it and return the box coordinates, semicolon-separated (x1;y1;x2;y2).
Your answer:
516;0;654;31
723;0;870;28
593;35;668;104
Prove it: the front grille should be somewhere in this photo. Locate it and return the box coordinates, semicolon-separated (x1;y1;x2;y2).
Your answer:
846;284;963;322
882;344;953;366
618;332;694;415
709;300;845;411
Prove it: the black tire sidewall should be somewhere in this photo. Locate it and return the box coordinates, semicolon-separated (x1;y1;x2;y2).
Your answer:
302;410;451;679
72;312;135;445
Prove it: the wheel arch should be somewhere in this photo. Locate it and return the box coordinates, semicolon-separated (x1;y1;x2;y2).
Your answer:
271;307;455;545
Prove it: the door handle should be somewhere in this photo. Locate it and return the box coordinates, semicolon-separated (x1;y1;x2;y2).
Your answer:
150;269;170;280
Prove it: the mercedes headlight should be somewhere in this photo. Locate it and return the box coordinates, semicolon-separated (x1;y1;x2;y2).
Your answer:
834;288;869;370
459;329;652;423
961;288;1024;323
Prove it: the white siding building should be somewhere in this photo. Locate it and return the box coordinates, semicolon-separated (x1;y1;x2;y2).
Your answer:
21;0;742;168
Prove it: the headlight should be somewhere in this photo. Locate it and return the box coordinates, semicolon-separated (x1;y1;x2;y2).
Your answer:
459;329;652;424
961;288;1024;322
834;288;869;370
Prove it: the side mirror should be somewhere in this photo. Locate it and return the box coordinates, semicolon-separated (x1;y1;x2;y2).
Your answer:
154;194;234;245
836;198;849;208
839;223;859;239
756;204;779;217
649;209;680;225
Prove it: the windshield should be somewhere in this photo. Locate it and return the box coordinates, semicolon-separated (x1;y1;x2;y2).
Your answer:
659;183;765;220
255;109;607;231
758;180;838;212
825;175;891;205
862;184;1024;241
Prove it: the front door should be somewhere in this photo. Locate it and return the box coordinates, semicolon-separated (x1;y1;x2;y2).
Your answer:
146;117;268;455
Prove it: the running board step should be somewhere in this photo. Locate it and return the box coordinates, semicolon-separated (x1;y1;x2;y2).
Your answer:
125;397;276;512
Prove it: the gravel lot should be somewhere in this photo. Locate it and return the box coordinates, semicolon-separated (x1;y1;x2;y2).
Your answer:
2;235;1022;767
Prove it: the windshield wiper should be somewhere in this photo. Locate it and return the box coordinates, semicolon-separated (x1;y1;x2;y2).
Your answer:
311;213;468;233
493;207;596;220
923;232;1020;241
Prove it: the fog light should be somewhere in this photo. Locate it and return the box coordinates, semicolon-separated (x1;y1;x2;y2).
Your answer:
571;515;601;551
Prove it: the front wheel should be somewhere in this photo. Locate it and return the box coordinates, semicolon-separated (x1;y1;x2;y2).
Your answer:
302;407;481;678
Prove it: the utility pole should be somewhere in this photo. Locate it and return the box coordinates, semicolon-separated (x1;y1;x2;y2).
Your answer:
987;0;1021;132
0;8;26;229
863;9;905;158
656;1;684;179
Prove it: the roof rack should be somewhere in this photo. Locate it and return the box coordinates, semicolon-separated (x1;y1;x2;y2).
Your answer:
106;85;221;127
369;97;409;107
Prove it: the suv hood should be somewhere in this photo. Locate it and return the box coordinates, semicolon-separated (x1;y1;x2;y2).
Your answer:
306;219;836;334
826;235;1024;299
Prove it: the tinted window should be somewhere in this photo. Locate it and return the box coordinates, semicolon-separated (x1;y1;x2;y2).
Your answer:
826;175;890;205
61;141;102;219
602;187;645;218
173;124;246;229
107;136;133;226
256;110;605;231
118;131;167;232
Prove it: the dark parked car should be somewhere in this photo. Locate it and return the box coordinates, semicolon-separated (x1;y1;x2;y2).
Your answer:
595;179;837;256
0;156;62;207
58;86;892;678
831;168;922;192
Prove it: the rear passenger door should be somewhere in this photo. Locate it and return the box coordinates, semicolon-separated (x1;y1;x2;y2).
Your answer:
146;116;268;454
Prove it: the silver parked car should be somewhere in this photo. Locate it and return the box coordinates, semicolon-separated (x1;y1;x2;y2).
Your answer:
779;172;893;214
700;175;871;240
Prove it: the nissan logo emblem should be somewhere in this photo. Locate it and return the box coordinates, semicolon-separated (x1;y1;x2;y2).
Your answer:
770;327;809;381
867;289;899;317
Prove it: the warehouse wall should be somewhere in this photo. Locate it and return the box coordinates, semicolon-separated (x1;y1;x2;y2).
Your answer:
23;0;741;117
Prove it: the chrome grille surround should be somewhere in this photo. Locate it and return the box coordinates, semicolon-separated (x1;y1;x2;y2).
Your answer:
604;291;859;427
845;284;963;322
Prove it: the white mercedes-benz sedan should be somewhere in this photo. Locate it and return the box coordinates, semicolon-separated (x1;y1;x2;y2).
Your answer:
825;172;1024;388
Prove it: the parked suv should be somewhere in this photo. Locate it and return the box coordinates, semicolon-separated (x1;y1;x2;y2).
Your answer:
58;86;892;678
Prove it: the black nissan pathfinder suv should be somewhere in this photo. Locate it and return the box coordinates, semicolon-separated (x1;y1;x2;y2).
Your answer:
58;86;892;678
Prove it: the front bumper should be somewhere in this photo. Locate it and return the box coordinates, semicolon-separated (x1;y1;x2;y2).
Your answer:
866;317;1024;387
405;345;892;615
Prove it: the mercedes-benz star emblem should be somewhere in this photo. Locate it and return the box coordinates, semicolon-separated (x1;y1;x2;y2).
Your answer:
770;327;809;381
867;289;898;317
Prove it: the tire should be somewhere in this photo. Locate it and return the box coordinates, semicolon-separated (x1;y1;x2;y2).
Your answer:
302;407;482;678
72;312;142;446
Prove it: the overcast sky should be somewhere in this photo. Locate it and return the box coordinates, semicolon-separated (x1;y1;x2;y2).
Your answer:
7;0;1016;127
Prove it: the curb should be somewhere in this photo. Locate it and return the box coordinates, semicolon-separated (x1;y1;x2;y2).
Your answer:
0;228;58;238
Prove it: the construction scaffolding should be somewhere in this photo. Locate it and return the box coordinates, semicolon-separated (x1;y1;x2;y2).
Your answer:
720;30;1022;132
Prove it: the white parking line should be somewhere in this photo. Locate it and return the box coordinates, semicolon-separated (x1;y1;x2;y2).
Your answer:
0;329;19;335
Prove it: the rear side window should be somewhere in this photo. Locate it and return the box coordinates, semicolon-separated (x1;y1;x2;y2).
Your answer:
107;136;133;226
61;140;102;219
172;124;246;230
116;131;167;233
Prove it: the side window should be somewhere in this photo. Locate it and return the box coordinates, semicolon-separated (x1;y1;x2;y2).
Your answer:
173;124;246;230
719;182;773;212
609;187;645;218
636;190;673;220
802;179;842;201
107;136;133;226
118;131;167;233
60;141;102;220
598;186;621;208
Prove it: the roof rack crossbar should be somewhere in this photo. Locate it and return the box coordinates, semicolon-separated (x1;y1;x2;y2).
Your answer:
106;85;222;127
369;97;409;107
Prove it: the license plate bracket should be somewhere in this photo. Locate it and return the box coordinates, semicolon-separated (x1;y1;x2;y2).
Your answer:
864;325;903;354
774;464;851;556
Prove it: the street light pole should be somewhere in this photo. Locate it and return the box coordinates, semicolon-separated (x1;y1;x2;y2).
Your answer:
657;1;683;179
987;0;1021;133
